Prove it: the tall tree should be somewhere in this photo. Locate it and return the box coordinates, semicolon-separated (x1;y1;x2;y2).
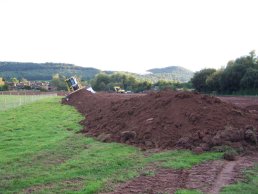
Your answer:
240;68;258;89
191;68;216;92
11;77;19;83
91;73;111;91
206;69;223;92
50;74;67;91
220;52;256;93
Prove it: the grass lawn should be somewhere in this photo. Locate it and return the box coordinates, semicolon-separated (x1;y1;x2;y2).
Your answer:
0;94;56;111
0;97;223;193
175;189;203;194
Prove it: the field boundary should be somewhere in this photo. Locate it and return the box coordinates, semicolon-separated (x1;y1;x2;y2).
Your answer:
0;93;58;111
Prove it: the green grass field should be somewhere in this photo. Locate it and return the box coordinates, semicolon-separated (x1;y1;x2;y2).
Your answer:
0;94;56;111
0;97;255;193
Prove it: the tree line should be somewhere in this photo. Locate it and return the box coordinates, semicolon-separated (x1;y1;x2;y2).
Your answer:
191;51;258;94
2;51;257;94
90;73;190;92
0;73;189;92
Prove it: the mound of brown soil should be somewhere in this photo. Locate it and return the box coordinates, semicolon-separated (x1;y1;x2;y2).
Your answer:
63;89;258;151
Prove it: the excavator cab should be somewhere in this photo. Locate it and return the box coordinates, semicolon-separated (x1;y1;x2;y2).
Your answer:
114;86;125;93
65;77;80;92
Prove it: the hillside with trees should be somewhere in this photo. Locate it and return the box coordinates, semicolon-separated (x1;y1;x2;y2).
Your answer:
0;62;193;84
0;62;100;81
191;51;258;94
137;66;193;83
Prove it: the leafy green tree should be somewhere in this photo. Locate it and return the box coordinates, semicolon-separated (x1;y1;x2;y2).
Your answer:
133;81;152;92
91;73;151;92
220;52;256;93
191;51;258;94
50;74;67;91
11;77;19;83
125;76;137;91
0;84;8;91
249;50;256;63
91;73;111;91
206;69;223;93
191;68;216;92
240;68;258;89
154;80;175;90
0;77;8;91
109;73;137;90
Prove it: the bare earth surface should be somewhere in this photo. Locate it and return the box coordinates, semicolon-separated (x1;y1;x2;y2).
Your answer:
63;90;258;152
107;95;258;194
106;154;258;194
218;96;258;111
63;91;258;194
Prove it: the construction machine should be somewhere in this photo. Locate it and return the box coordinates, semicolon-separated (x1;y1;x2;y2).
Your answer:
65;77;81;92
114;86;125;93
64;76;96;101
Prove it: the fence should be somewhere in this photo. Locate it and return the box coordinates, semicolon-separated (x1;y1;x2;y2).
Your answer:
0;92;57;111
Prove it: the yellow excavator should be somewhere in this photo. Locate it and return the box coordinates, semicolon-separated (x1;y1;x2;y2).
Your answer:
65;77;82;92
114;86;125;93
64;77;96;101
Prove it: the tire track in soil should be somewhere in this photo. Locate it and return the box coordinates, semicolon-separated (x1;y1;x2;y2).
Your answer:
209;161;236;194
105;154;258;194
209;155;257;194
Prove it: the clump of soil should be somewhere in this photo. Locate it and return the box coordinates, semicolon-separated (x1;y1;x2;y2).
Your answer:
63;89;258;151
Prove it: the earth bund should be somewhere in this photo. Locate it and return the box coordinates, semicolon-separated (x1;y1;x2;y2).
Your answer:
63;89;258;152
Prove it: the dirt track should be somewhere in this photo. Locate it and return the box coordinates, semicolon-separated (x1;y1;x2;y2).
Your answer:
219;96;258;114
107;154;258;194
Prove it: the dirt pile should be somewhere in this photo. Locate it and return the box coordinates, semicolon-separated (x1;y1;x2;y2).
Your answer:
63;89;258;151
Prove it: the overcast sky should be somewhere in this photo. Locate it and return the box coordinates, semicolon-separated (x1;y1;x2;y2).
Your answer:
0;0;257;73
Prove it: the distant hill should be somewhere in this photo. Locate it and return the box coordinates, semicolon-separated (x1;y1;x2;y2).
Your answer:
138;66;193;83
148;66;192;74
0;62;193;83
0;62;100;81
